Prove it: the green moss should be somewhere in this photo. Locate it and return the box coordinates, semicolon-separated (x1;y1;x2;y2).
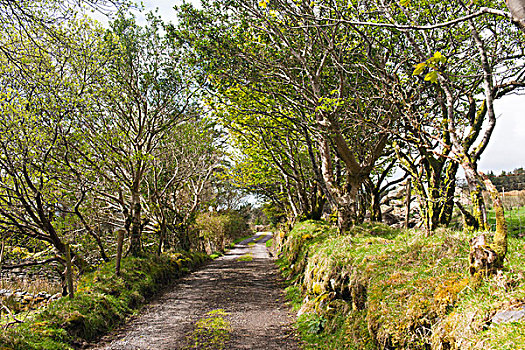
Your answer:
276;220;525;349
210;252;223;259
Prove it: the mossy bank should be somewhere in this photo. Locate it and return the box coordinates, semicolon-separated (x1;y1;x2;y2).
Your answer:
0;251;209;350
275;220;525;349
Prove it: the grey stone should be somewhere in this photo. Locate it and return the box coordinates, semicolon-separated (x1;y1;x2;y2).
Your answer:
492;306;525;325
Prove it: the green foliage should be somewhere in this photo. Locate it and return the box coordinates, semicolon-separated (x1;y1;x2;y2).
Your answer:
0;252;209;350
297;312;327;335
412;51;447;83
194;210;250;253
261;202;287;227
285;285;303;312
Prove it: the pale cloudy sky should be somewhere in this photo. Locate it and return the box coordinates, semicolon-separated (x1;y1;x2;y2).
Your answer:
92;0;525;174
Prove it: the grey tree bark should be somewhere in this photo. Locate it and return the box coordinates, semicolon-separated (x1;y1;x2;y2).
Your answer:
506;0;525;30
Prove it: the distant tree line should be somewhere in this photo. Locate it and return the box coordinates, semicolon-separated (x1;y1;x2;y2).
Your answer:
487;168;525;191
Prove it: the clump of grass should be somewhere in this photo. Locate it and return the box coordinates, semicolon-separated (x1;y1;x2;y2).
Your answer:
185;309;232;350
236;254;253;262
285;285;302;311
265;238;273;248
210;251;223;260
0;252;209;350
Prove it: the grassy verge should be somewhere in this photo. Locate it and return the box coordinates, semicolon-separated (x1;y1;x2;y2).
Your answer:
0;251;209;350
233;235;253;244
277;220;525;349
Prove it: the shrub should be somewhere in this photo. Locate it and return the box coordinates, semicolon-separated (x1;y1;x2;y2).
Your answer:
194;210;251;254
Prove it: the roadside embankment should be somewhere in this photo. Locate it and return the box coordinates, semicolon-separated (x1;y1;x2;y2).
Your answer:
0;251;209;350
275;220;525;349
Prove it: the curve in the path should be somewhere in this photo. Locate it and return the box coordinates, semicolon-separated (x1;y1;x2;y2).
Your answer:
91;232;300;350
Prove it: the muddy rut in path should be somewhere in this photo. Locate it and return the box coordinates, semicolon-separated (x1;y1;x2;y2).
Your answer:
91;232;301;350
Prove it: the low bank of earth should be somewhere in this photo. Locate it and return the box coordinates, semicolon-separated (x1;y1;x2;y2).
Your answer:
91;232;301;350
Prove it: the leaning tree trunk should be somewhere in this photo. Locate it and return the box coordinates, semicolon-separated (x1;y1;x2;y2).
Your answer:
468;169;508;276
438;162;459;226
481;173;507;265
370;190;382;223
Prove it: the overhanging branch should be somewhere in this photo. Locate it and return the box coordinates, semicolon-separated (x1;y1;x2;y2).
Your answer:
320;7;511;31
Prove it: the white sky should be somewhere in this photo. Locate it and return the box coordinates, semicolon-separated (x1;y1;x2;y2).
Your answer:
480;94;525;173
90;0;524;175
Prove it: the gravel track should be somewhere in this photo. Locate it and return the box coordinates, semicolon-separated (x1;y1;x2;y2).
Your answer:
91;232;301;350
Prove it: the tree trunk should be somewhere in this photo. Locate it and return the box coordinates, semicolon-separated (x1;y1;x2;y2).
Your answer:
456;201;480;231
404;180;412;229
157;219;166;256
463;161;489;231
65;244;74;299
129;190;142;256
336;176;363;232
179;225;191;252
115;229;125;276
0;237;4;289
398;152;457;232
370;190;382;223
466;169;507;275
310;194;325;221
438;162;459;226
481;173;507;265
337;202;355;233
506;0;525;30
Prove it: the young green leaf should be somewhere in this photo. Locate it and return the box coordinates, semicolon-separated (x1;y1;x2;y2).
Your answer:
413;62;426;76
424;71;439;83
434;51;446;64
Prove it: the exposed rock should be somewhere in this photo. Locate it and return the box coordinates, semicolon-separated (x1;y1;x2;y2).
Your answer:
0;289;57;314
492;305;525;325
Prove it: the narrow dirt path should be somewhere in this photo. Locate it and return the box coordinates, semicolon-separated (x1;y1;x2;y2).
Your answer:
91;233;301;350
